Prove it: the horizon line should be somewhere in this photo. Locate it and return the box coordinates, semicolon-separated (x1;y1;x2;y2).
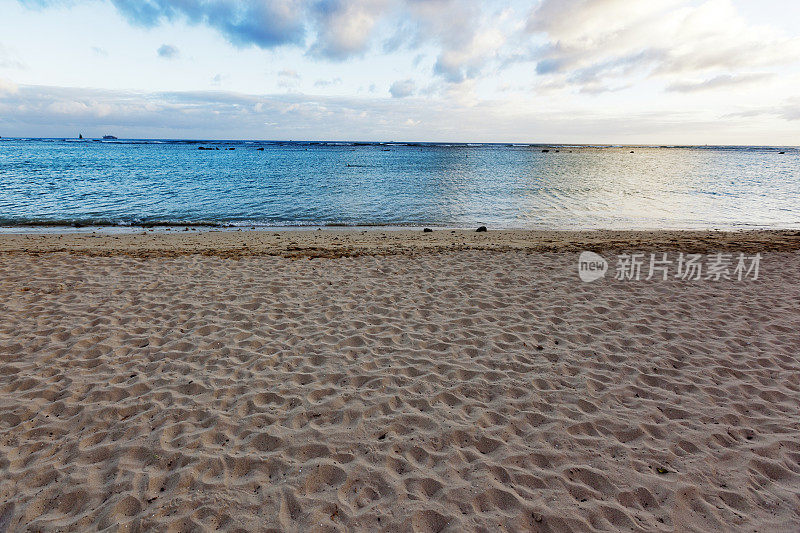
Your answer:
1;137;797;149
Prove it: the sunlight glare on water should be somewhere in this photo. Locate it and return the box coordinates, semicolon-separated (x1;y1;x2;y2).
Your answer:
0;139;798;229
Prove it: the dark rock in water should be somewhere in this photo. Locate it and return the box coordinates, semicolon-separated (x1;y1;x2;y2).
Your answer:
476;226;487;232
541;149;549;153
423;228;433;232
229;147;235;150
630;150;635;153
198;146;212;150
257;147;264;151
779;151;785;154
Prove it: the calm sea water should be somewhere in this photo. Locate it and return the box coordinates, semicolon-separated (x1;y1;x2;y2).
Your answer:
0;138;798;230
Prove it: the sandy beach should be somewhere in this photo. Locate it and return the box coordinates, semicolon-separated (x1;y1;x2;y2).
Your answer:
1;230;799;532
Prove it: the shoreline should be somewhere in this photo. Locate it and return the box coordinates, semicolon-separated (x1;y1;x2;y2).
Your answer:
3;222;799;233
1;229;799;258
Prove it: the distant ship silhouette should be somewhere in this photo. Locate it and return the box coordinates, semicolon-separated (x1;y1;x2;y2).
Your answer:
102;135;117;140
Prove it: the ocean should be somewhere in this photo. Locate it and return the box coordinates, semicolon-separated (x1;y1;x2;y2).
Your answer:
0;138;798;230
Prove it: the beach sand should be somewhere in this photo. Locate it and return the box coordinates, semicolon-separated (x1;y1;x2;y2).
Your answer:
1;230;799;531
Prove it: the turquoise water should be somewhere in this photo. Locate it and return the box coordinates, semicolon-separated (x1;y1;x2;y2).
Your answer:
0;138;798;229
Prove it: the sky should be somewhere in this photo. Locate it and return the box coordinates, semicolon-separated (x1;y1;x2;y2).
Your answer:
1;0;799;143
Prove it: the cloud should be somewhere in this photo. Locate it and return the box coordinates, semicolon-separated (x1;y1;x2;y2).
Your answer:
526;0;800;92
277;69;301;89
0;78;19;94
0;43;27;70
107;0;307;49
13;0;800;102
314;77;342;88
157;44;179;59
0;58;26;69
779;105;800;122
91;46;108;56
2;82;799;143
389;79;415;98
725;98;800;122
409;1;506;83
18;0;308;49
304;0;507;80
0;82;558;139
19;0;512;84
308;0;389;60
0;84;422;139
667;73;774;93
278;69;300;79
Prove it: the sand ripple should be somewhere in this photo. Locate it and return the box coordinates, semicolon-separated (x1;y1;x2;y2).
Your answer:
1;251;799;531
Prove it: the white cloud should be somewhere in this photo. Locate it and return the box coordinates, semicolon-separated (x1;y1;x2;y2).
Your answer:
389;79;415;98
19;0;513;84
4;82;797;143
666;73;774;93
107;0;307;49
7;0;800;143
526;0;800;92
309;0;390;60
405;1;508;83
157;44;179;59
278;69;300;79
0;42;27;70
0;78;19;94
314;77;343;88
726;97;800;122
